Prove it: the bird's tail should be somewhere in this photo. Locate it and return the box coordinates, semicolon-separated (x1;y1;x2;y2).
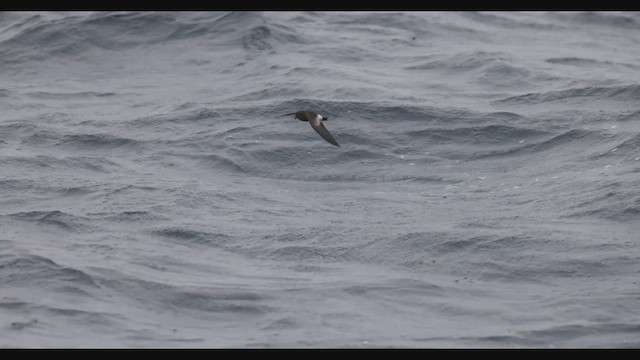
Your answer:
280;112;297;117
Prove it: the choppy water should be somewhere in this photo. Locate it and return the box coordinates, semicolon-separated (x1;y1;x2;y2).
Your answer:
1;11;640;348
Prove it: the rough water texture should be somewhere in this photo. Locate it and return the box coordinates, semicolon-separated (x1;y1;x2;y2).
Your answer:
1;11;639;348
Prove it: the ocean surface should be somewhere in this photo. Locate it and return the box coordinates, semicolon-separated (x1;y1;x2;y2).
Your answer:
1;11;639;348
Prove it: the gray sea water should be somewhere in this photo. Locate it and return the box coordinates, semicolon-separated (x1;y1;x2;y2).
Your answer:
1;11;640;348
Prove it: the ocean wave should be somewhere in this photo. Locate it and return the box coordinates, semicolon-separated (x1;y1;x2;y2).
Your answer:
407;125;548;145
550;11;640;28
6;210;93;232
469;129;614;160
0;12;208;56
95;271;271;317
153;227;233;246
166;290;270;315
0;155;123;173
25;91;117;100
494;84;640;105
587;132;640;161
404;51;509;72
0;12;261;67
57;133;141;150
195;154;247;174
460;12;566;30
329;12;434;33
20;128;143;152
565;181;640;221
0;253;98;288
546;57;640;70
85;210;166;222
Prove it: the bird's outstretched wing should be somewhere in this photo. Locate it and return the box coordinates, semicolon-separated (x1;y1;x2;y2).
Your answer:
305;110;339;147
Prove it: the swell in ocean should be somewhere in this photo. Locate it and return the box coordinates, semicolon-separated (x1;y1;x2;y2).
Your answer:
1;11;639;348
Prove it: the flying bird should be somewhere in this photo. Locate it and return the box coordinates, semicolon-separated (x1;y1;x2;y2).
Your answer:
280;109;340;147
